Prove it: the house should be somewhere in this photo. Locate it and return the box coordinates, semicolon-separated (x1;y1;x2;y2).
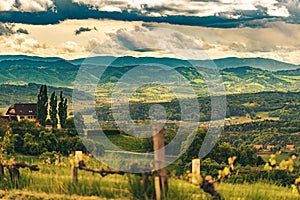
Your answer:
254;144;263;151
286;144;295;151
5;103;37;122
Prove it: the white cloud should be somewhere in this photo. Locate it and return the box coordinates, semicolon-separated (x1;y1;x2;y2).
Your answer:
98;5;122;12
86;37;101;51
1;19;300;64
0;0;54;12
61;41;82;53
72;0;292;18
0;34;85;59
267;5;290;17
3;34;47;53
18;0;54;12
280;0;300;17
91;25;212;60
0;0;15;11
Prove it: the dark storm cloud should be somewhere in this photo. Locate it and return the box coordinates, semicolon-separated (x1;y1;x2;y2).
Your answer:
0;23;29;36
0;0;299;28
0;23;15;36
16;28;29;34
75;27;97;35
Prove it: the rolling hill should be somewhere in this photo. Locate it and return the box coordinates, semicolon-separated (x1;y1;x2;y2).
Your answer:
0;55;299;99
275;68;300;76
0;59;79;86
208;57;299;71
70;56;299;71
0;83;93;108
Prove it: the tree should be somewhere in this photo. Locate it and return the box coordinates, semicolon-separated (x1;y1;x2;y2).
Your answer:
38;131;58;153
23;133;40;155
0;118;9;137
209;142;236;164
0;128;13;161
58;91;68;128
50;92;58;128
37;85;48;126
256;156;265;166
73;112;86;135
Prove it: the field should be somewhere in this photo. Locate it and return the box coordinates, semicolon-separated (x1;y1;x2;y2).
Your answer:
0;155;298;200
260;153;299;164
1;87;300;199
0;182;298;200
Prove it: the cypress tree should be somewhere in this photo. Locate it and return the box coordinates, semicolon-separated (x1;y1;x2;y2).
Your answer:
50;91;58;128
58;91;68;128
37;85;48;126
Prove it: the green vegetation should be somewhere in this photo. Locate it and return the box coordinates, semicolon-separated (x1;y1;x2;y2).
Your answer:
0;56;300;106
0;118;299;199
1;56;300;199
0;120;103;157
0;155;298;200
37;85;48;126
0;182;297;200
0;83;74;109
58;91;68;128
95;91;300;123
50;92;58;129
2;119;299;179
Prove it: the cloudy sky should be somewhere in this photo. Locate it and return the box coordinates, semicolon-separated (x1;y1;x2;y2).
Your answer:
0;0;299;64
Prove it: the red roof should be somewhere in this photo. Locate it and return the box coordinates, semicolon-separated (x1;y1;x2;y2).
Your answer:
6;103;37;116
286;145;295;149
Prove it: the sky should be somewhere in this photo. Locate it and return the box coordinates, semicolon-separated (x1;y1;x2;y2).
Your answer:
0;0;299;64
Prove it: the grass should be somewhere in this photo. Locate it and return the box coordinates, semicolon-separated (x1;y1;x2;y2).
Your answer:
0;190;108;200
242;102;260;108
218;182;299;200
87;134;146;153
0;165;131;199
107;135;146;152
256;111;269;118
0;155;298;199
260;153;299;164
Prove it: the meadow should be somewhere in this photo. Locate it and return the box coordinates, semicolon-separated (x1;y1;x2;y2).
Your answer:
0;155;299;200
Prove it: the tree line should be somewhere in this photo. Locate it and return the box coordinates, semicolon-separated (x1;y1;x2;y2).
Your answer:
37;85;68;128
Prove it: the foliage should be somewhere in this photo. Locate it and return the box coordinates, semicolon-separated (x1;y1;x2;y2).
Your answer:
37;85;48;126
39;151;66;167
73;113;86;135
0;83;74;108
0;128;12;162
292;177;300;194
58;91;68;128
128;174;155;200
0;153;299;199
218;156;236;180
264;154;296;172
227;155;298;186
49;92;58;129
0;120;97;156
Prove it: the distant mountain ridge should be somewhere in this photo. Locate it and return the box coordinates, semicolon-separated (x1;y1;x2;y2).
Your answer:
0;55;299;94
275;68;300;76
0;55;299;71
209;57;299;71
0;55;62;62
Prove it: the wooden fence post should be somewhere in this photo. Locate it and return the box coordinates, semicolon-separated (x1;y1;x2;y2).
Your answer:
192;158;201;185
72;166;78;183
154;176;161;200
72;151;83;183
8;167;20;183
152;124;168;200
